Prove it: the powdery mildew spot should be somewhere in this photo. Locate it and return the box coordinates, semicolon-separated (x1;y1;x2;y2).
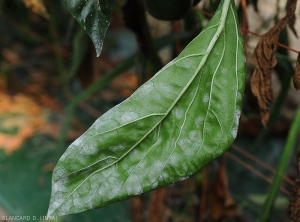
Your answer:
141;81;154;94
189;130;198;142
53;178;69;192
151;181;158;189
54;168;69;178
174;108;184;119
195;116;204;128
178;176;189;181
121;111;139;124
152;160;164;172
73;192;83;208
221;67;227;74
170;155;179;165
72;137;84;146
222;79;228;85
203;94;209;103
237;92;242;101
160;171;169;180
126;174;143;195
109;144;125;152
231;127;238;138
161;83;173;94
61;198;72;213
80;144;98;155
206;81;212;87
234;109;241;125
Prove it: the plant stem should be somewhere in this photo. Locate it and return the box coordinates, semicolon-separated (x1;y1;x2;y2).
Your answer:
258;105;300;222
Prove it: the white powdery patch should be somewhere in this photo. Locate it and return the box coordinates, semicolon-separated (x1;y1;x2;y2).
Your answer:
222;79;228;85
231;127;238;138
120;111;139;124
60;145;76;161
178;176;189;181
237;92;242;101
178;138;194;157
78;179;90;194
203;94;209;103
195;116;204;128
140;81;154;94
234;109;241;125
231;109;241;138
158;171;169;182
80;144;98;155
221;67;227;74
189;130;198;142
98;186;105;196
89;201;94;210
90;177;99;190
158;59;175;74
61;198;72;213
174;108;184;119
151;180;158;189
54;168;69;179
205;81;211;87
126;174;143;195
68;162;81;172
153;92;162;102
101;166;115;178
161;83;173;94
152;160;163;170
170;155;179;165
72;136;84;146
130;149;142;161
138;159;147;169
107;177;122;199
73;191;83;208
49;192;65;210
53;178;69;192
94;118;109;131
109;144;125;152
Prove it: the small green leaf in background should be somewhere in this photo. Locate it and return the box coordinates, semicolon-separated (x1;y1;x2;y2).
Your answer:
48;0;246;216
62;0;114;56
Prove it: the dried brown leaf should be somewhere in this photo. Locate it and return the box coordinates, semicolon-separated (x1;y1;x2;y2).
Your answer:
286;0;298;38
208;156;239;222
147;188;168;222
22;0;49;19
0;91;47;153
130;196;143;222
288;149;300;222
250;0;297;127
293;53;300;91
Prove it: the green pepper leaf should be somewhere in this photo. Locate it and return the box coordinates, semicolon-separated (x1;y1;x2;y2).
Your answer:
62;0;114;56
48;0;246;216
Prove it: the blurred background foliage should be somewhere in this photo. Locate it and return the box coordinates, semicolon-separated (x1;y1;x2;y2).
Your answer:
0;0;299;221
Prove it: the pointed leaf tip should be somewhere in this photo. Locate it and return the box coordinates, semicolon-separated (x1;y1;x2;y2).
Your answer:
62;0;114;57
48;0;246;216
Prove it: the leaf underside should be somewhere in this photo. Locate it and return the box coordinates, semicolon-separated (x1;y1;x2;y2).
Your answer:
48;0;246;216
62;0;114;56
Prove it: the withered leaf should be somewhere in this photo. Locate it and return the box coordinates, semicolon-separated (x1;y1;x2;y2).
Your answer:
22;0;49;19
286;0;298;38
288;149;300;222
250;0;297;127
293;53;300;91
208;156;239;221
